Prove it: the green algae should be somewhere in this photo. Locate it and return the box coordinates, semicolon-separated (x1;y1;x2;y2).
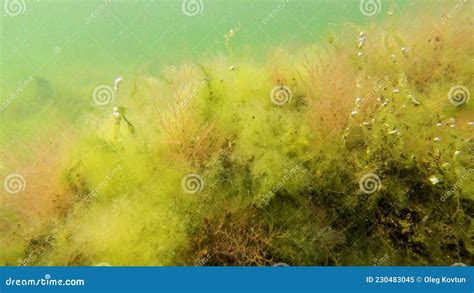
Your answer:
0;3;472;267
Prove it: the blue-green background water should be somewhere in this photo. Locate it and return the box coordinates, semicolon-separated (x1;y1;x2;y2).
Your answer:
0;0;412;147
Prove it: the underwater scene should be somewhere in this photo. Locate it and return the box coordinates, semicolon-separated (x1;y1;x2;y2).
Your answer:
0;0;472;266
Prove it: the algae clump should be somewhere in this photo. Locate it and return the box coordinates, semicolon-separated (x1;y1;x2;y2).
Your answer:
0;4;472;266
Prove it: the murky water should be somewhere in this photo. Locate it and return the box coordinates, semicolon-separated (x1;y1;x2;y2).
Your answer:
6;0;472;268
0;0;412;145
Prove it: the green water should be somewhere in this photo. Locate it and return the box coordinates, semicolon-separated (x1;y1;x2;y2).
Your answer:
2;0;472;267
0;0;410;156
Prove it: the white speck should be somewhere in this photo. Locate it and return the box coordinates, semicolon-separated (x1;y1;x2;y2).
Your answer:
437;122;442;127
446;118;456;124
454;150;461;156
408;94;420;106
114;77;123;92
433;137;441;142
357;51;363;57
468;122;474;126
358;35;366;49
393;88;400;93
355;96;362;104
351;109;358;116
229;66;236;71
112;106;120;118
429;175;440;185
389;129;400;135
445;118;456;128
401;47;409;57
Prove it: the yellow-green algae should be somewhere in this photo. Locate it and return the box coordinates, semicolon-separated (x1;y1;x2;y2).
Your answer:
0;7;473;266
